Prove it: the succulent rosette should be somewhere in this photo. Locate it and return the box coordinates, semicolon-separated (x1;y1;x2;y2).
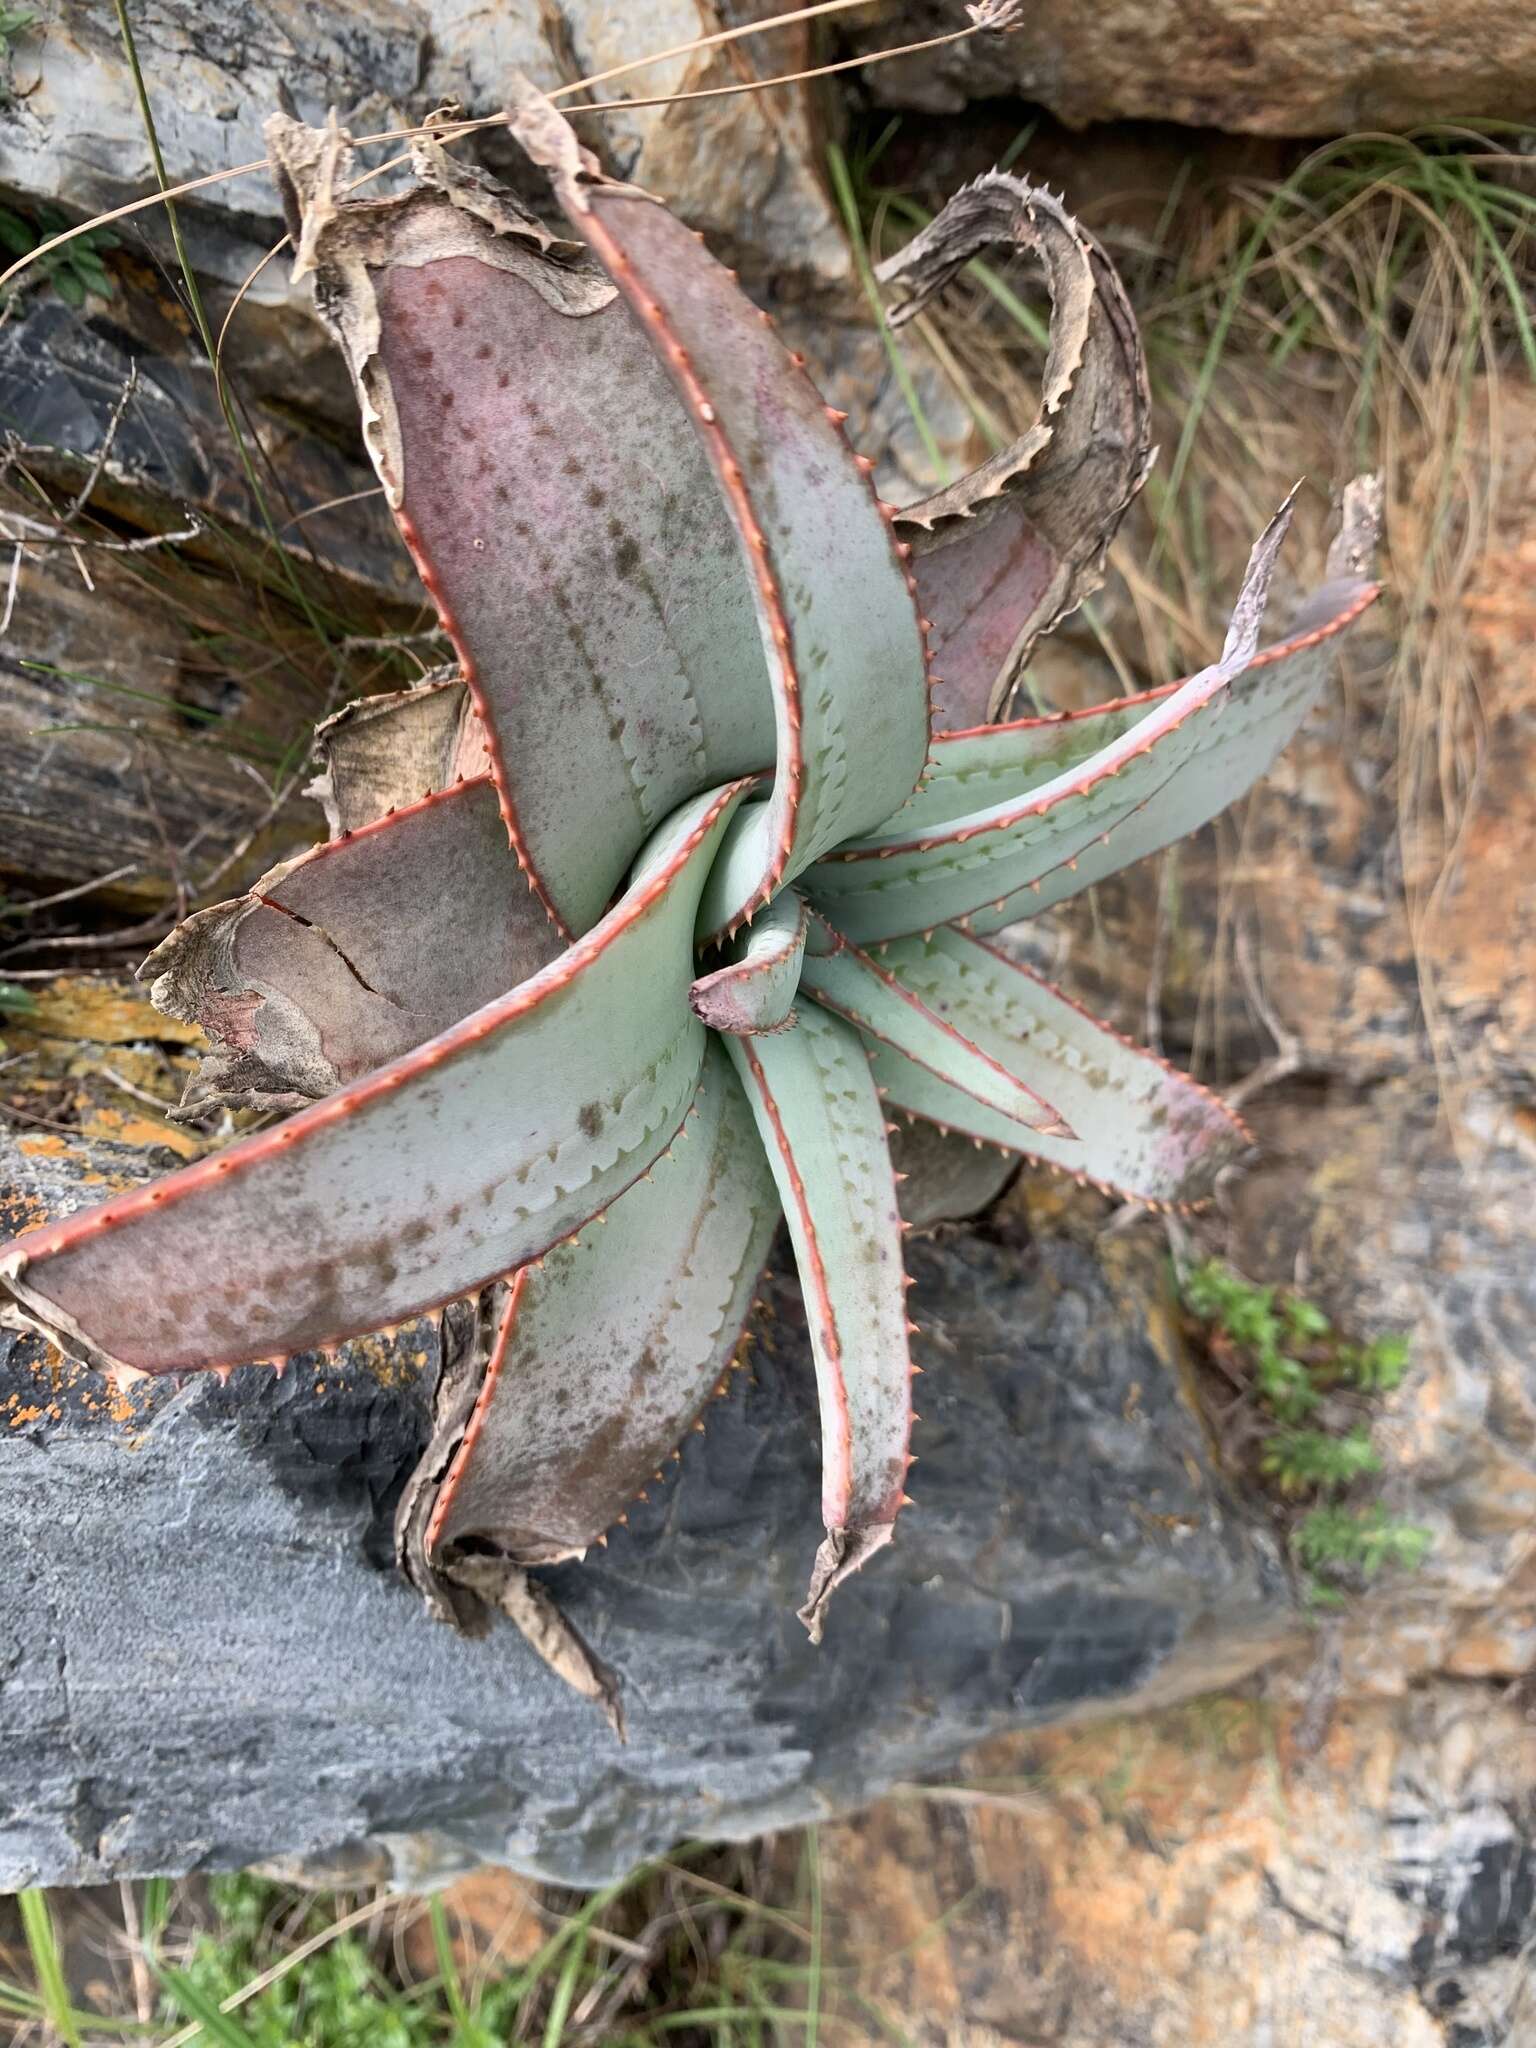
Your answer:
0;88;1379;1706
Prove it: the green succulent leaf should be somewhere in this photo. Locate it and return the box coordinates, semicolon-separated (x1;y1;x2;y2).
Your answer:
967;485;1385;933
266;115;776;940
804;496;1296;943
424;1043;779;1567
689;888;809;1035
509;83;930;941
895;570;1376;896
724;1004;913;1637
0;783;749;1374
887;689;1160;839
798;910;1066;1136
851;926;1249;1208
968;583;1381;935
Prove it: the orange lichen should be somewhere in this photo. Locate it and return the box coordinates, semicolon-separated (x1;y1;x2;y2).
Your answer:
22;977;202;1048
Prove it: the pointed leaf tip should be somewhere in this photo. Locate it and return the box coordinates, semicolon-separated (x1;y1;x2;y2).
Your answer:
799;1523;896;1643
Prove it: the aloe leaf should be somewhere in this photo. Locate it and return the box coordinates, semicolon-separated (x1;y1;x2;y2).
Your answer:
798;911;1066;1137
962;475;1384;933
866;928;1250;1207
967;578;1381;933
266;116;776;939
886;691;1163;839
723;1004;912;1639
423;1044;779;1569
309;673;487;836
689;890;808;1036
898;561;1380;850
886;1116;1018;1228
142;778;563;1116
804;497;1296;943
877;175;1152;729
0;783;749;1374
508;83;930;941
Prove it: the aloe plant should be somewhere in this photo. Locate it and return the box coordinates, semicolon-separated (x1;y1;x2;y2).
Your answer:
0;88;1380;1721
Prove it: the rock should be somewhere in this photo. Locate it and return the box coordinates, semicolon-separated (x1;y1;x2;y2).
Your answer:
0;270;424;910
1020;382;1536;1697
0;2;847;333
0;1075;1293;1889
0;289;414;604
812;1682;1536;2045
854;1;1536;138
0;537;325;913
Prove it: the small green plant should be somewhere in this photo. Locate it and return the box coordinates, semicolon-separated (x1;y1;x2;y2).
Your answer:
169;1874;486;2048
1294;1505;1434;1580
1183;1259;1430;1603
0;5;36;57
1183;1260;1328;1420
1258;1426;1381;1498
1183;1261;1411;1420
0;980;36;1017
0;204;118;308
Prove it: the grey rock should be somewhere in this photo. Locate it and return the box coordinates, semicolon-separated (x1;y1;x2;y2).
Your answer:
0;1124;1293;1889
0;2;847;322
0;291;415;602
0;283;414;908
852;0;1536;139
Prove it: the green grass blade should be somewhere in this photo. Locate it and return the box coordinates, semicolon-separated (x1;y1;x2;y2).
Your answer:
540;1931;589;2047
17;1890;82;2048
803;1829;823;2048
827;141;952;484
1448;164;1536;378
155;1964;264;2048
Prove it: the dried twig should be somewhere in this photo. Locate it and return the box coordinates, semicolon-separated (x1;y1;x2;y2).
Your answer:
0;542;21;636
0;865;143;917
1225;917;1308;1110
0;508;202;553
60;365;139;528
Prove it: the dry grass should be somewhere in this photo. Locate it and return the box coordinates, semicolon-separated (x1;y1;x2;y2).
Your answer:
857;121;1536;1112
